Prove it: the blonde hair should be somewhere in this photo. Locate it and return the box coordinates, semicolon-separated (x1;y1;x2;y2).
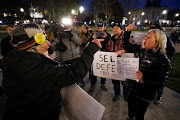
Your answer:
79;24;89;33
148;29;167;54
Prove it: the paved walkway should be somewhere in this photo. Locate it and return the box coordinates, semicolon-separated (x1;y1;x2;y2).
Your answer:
175;43;180;53
1;75;180;120
74;75;180;120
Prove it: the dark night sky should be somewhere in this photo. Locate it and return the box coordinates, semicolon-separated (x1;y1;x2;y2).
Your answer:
81;0;180;12
1;0;179;11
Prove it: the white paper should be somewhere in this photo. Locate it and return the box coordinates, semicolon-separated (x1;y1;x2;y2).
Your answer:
93;51;134;81
116;57;139;81
60;84;105;120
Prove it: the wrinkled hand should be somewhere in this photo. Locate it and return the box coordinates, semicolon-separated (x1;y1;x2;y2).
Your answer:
136;71;143;83
117;50;125;56
126;23;137;31
101;32;107;38
93;32;97;39
93;39;104;49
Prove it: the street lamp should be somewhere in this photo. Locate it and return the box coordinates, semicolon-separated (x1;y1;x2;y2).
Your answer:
162;10;167;15
79;6;84;13
141;12;145;24
141;12;145;16
71;9;75;14
128;12;131;15
20;8;24;12
175;13;179;17
20;8;25;22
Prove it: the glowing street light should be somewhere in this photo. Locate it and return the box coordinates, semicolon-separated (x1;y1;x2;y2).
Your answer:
137;21;141;25
79;6;84;13
175;13;179;17
162;10;167;15
20;8;24;12
128;12;131;15
71;9;75;14
141;12;145;16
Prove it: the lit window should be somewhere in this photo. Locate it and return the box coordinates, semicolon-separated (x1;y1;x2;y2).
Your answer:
3;13;8;17
14;13;18;17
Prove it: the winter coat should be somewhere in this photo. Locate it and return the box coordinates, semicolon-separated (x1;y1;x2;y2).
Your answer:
1;35;13;56
166;36;175;59
122;31;171;100
52;32;82;63
77;31;92;55
105;33;123;52
1;42;99;120
170;33;179;45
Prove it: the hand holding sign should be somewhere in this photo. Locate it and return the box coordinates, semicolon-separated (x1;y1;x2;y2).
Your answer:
117;50;126;56
93;39;104;49
136;71;143;83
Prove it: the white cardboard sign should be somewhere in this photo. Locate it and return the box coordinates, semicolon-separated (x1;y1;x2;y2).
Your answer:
93;51;134;80
60;84;105;120
116;57;139;81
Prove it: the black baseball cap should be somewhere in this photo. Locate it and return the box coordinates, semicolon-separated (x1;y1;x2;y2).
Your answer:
111;23;123;29
150;23;162;30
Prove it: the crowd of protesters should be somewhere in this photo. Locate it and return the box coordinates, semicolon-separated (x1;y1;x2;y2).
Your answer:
0;20;178;120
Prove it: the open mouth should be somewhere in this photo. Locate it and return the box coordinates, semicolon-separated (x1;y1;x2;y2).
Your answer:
143;41;147;46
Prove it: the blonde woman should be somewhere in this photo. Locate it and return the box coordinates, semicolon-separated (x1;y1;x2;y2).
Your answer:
77;25;92;56
118;23;171;120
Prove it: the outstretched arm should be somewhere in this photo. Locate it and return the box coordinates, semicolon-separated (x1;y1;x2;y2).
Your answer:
122;23;141;53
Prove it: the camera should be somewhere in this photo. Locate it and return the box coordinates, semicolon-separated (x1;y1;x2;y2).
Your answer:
96;32;104;37
52;23;73;40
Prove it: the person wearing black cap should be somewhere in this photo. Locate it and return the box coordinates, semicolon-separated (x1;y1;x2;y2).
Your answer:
150;22;175;105
88;22;111;92
1;23;103;120
0;24;14;97
1;24;14;56
105;23;127;102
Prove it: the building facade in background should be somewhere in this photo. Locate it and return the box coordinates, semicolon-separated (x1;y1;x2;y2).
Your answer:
128;7;168;26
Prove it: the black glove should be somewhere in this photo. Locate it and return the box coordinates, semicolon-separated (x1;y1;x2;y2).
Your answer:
48;46;54;55
65;32;73;39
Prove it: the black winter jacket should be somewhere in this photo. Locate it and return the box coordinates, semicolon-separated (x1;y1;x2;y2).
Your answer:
122;31;171;100
1;35;13;56
1;42;99;120
166;36;175;59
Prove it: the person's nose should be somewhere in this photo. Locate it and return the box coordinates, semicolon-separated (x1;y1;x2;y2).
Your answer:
144;36;147;41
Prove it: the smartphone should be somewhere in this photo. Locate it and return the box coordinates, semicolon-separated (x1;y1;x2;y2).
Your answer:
96;32;104;37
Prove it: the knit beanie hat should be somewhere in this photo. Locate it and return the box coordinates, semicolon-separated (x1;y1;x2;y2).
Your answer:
11;23;46;50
